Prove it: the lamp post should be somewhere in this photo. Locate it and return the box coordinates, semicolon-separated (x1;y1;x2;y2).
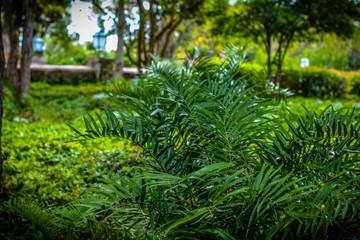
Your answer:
92;31;107;56
300;57;310;68
32;37;44;55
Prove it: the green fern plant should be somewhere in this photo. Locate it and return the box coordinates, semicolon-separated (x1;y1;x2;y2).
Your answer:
256;107;360;238
0;199;61;240
65;55;360;239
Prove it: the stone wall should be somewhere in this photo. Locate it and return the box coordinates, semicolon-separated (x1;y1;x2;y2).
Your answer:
87;56;114;84
6;55;142;85
30;65;97;85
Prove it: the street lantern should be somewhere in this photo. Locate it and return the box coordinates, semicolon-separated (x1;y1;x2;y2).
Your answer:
300;57;310;68
33;37;44;55
93;31;107;55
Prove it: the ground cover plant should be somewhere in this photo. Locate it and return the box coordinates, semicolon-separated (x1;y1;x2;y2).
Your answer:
277;95;360;121
1;82;140;204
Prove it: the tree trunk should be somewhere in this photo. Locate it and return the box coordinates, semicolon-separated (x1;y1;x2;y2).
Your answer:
148;0;156;57
275;49;284;85
266;33;272;81
4;1;20;95
136;0;142;69
275;36;283;85
20;0;35;96
160;18;183;58
114;0;125;80
275;61;282;85
275;37;292;87
136;0;146;71
0;0;6;193
165;20;192;59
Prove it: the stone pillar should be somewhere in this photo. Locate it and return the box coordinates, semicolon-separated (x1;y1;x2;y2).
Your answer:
87;56;114;84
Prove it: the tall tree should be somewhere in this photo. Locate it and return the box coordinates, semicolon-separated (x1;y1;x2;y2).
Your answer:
91;0;205;75
211;0;360;84
4;0;36;97
20;0;35;96
4;0;22;96
0;0;6;192
35;0;71;38
127;0;205;67
4;0;70;99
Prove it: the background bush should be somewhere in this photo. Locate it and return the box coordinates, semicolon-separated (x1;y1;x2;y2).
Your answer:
279;67;360;98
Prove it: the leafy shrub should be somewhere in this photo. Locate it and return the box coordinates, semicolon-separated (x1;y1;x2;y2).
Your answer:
281;67;346;97
287;33;352;71
281;66;360;98
66;57;360;239
347;71;360;95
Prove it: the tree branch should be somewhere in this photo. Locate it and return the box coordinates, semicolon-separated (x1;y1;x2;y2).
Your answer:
89;0;106;15
148;0;156;56
160;18;183;58
154;0;204;45
124;41;138;66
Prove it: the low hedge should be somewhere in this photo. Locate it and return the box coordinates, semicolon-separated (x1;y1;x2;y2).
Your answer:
31;68;97;85
237;64;360;98
348;70;360;95
280;67;360;98
218;62;360;98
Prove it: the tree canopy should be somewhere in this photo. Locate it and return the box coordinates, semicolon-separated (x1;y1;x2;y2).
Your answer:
210;0;360;83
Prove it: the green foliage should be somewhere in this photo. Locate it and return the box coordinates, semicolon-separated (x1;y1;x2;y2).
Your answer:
257;107;360;237
0;199;60;240
4;82;110;121
209;0;360;81
43;14;90;66
348;71;360;96
3;119;138;203
281;67;347;97
277;95;360;120
3;54;360;238
3;82;140;203
35;0;71;37
281;66;360;98
348;26;360;70
286;34;352;71
281;26;360;72
66;56;360;239
44;42;89;66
